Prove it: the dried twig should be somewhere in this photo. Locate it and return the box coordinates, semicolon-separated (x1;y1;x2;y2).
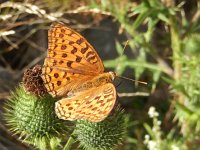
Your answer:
118;92;149;97
66;6;112;16
0;92;10;99
0;1;63;21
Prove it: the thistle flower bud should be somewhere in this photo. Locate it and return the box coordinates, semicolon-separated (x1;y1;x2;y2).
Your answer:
74;105;127;150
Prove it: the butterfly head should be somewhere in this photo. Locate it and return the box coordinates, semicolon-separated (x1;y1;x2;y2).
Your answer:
108;71;116;81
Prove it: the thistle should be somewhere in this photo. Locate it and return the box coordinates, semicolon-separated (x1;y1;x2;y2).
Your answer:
74;105;127;150
4;65;69;150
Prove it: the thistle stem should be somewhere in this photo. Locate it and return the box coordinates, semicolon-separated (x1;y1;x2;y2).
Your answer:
63;135;75;150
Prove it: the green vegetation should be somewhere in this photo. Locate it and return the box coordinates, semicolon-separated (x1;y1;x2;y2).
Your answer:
0;0;200;149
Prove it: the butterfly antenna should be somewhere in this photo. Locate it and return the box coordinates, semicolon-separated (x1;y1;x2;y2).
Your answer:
115;80;123;88
120;40;129;57
115;40;147;85
116;40;129;71
117;76;147;85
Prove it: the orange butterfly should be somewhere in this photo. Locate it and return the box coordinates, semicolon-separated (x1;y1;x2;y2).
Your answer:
42;22;117;122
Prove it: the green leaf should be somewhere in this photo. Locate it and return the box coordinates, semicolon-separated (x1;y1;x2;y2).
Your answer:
115;40;124;56
132;9;152;30
143;123;155;138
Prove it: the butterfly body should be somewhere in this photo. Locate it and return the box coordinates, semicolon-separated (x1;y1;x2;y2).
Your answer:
42;22;117;122
68;72;115;96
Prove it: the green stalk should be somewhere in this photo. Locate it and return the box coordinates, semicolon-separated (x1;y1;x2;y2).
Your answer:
169;16;185;104
170;17;182;80
63;135;76;150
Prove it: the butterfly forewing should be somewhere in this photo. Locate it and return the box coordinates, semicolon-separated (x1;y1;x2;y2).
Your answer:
55;83;116;122
42;22;105;97
47;22;104;73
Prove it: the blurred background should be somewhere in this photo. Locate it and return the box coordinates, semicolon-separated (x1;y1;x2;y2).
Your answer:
0;0;199;149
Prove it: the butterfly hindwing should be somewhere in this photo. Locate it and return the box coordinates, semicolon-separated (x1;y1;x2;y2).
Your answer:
55;83;116;122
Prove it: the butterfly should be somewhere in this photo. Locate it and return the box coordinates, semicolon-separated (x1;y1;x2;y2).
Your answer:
41;22;117;122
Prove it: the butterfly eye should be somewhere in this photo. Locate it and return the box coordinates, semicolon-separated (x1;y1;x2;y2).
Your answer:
109;72;116;81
